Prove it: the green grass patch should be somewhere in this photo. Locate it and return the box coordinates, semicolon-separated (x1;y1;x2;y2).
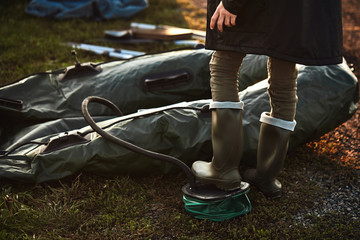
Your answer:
1;159;359;239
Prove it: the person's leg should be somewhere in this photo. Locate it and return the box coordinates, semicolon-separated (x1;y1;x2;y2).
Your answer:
243;57;298;198
191;50;246;190
267;57;298;121
209;50;245;102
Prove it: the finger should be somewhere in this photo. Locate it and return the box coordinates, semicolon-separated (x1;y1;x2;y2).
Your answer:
210;11;219;30
230;15;237;26
217;15;224;32
224;15;231;27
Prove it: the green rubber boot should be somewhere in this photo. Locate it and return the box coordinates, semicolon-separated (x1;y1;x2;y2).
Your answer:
243;112;296;199
191;101;244;191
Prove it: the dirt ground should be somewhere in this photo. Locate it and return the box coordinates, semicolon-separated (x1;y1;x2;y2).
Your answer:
192;0;360;169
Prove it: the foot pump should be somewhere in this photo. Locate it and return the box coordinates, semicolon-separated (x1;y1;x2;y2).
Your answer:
82;96;252;221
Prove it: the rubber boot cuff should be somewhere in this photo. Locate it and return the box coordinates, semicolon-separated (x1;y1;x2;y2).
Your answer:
260;112;296;131
209;101;244;110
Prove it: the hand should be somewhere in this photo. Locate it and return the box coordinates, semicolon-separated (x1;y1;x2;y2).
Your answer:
210;1;237;32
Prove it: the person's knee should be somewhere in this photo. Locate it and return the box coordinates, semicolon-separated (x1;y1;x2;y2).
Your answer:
268;57;298;79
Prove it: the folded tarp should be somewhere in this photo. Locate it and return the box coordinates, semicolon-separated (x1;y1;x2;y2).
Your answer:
25;0;148;19
0;50;358;183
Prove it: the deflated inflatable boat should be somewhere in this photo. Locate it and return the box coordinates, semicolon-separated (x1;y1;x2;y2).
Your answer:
0;49;358;183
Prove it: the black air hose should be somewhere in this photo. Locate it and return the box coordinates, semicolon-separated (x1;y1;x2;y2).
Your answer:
81;96;197;187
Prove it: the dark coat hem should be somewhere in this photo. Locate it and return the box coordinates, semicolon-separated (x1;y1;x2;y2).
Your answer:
204;44;343;66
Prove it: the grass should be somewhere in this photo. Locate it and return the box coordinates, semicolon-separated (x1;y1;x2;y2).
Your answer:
1;158;359;239
0;0;195;86
1;0;359;239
